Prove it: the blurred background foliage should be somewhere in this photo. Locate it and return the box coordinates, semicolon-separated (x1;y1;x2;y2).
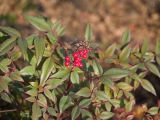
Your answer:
0;0;160;49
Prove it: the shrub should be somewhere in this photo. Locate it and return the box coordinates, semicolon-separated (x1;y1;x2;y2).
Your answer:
0;15;160;120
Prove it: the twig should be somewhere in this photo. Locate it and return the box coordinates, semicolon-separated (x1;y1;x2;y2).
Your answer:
0;109;17;113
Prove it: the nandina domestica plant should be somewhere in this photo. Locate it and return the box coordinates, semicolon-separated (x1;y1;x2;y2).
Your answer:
0;16;160;120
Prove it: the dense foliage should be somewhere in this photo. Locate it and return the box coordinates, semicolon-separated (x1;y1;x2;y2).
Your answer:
0;16;160;120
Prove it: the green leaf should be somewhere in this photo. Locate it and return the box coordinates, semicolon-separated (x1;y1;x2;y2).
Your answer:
34;37;45;65
51;68;70;79
44;89;55;102
71;106;80;120
147;107;159;115
105;43;117;57
125;100;134;112
141;79;156;96
59;96;71;113
26;89;38;97
0;76;11;92
0;36;17;55
79;99;91;108
38;94;47;107
99;111;114;120
92;60;103;75
146;63;160;78
46;78;65;89
85;24;92;42
0;92;12;103
17;39;28;60
155;39;160;55
70;70;79;84
10;70;24;82
103;68;129;80
76;87;91;97
117;82;133;92
40;58;55;86
119;46;131;62
96;91;109;101
47;32;57;44
20;66;35;76
0;64;8;72
26;34;36;46
47;107;57;117
141;40;148;55
32;102;42;120
10;51;21;61
0;26;21;37
25;15;50;31
105;102;112;112
121;29;131;46
81;109;92;119
0;58;11;66
25;96;36;102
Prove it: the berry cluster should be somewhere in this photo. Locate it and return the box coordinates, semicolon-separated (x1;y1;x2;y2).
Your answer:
64;49;89;68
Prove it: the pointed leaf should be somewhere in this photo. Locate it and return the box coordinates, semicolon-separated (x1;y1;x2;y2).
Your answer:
99;111;114;120
0;36;17;55
17;39;28;60
70;70;79;84
32;103;42;120
20;66;35;76
25;16;50;31
141;40;148;55
119;46;131;62
79;99;91;108
0;26;20;37
141;79;156;96
10;70;24;82
34;37;45;65
47;32;57;44
103;68;129;80
85;24;92;42
59;96;71;113
38;94;47;107
117;82;133;92
146;63;160;78
76;87;91;97
147;107;159;115
71;106;80;120
40;58;55;86
121;29;131;46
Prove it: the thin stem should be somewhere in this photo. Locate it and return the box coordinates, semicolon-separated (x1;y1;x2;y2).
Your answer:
0;109;17;113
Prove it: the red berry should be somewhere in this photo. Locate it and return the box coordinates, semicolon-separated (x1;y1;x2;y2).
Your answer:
79;50;83;56
83;49;88;54
73;52;79;58
82;53;88;59
65;56;70;61
65;62;70;67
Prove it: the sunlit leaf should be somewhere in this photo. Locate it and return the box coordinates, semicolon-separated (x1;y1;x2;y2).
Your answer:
70;70;79;84
17;39;28;60
71;106;80;120
0;36;17;55
147;107;159;115
40;58;55;86
34;37;45;65
25;15;50;31
32;102;42;120
0;26;21;37
146;62;160;78
85;24;92;42
76;87;91;97
59;96;72;113
99;111;114;120
141;79;156;96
